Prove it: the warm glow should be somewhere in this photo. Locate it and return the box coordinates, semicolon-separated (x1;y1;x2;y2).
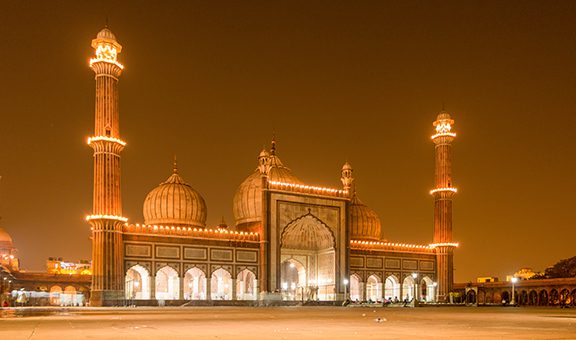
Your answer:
431;132;457;139
350;239;433;249
428;242;459;248
90;44;124;69
86;214;128;223
430;187;458;195
268;180;348;196
87;136;127;146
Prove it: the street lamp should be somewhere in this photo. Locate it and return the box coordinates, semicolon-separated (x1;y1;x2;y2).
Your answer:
343;278;349;302
511;277;518;305
411;273;419;307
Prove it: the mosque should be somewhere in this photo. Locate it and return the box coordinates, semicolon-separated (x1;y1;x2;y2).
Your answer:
84;27;459;306
0;27;460;307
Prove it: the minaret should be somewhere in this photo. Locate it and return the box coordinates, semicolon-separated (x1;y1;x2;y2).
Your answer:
86;27;126;306
430;111;458;302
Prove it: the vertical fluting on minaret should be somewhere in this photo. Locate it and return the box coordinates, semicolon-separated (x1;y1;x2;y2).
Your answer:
86;27;126;306
430;111;458;302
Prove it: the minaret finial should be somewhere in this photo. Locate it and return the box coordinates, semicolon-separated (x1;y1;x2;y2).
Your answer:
105;17;109;28
173;155;178;174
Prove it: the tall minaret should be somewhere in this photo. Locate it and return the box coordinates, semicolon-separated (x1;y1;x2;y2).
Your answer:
86;27;126;306
430;111;458;302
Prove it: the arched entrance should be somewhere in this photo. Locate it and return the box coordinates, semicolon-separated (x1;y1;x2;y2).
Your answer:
280;214;336;301
550;289;559;305
349;274;362;302
237;269;257;300
538;290;548;306
384;275;400;301
466;290;477;304
183;267;206;300
366;275;382;302
501;291;510;304
280;259;306;301
520;290;528;305
125;264;151;300
402;276;415;301
211;268;232;300
156;266;179;300
49;286;62;306
560;289;570;305
528;290;538;305
421;276;435;302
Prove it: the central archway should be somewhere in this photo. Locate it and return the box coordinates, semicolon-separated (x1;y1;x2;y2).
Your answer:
280;214;336;301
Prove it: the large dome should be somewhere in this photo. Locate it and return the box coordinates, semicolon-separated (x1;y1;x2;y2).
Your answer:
349;195;382;241
143;165;207;227
0;227;13;249
233;147;301;227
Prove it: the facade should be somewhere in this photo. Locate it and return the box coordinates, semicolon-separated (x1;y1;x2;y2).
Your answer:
85;27;460;306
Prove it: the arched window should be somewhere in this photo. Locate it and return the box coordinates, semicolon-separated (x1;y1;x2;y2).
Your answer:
211;268;232;300
61;286;77;306
156;266;180;300
421;276;435;302
237;269;257;300
183;267;206;300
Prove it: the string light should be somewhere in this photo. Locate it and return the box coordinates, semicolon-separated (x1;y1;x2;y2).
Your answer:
430;187;458;195
86;215;128;223
90;45;124;69
123;223;259;240
350;240;434;250
268;180;348;196
87;136;126;146
429;242;459;248
431;132;456;139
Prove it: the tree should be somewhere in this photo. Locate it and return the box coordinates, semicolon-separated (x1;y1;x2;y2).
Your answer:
544;256;576;278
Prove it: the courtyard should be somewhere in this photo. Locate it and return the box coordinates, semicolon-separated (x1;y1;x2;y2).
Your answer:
0;306;575;339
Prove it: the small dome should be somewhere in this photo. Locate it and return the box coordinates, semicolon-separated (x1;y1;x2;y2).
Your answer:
233;152;301;227
437;111;452;121
143;167;207;227
0;227;13;249
97;27;117;41
349;195;382;241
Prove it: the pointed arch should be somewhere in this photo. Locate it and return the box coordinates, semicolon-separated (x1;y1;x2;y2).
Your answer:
126;264;151;300
155;265;179;300
183;267;206;300
384;275;400;301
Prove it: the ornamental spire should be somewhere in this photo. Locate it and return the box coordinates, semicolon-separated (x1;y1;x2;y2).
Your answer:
173;155;178;174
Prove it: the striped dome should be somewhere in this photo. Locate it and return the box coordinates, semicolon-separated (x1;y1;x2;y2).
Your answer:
233;152;301;227
349;195;382;241
143;168;206;227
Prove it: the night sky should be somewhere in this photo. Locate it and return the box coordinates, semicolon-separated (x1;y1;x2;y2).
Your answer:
1;1;575;283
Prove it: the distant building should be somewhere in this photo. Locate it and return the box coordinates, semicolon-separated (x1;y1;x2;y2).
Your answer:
46;258;91;276
477;277;498;283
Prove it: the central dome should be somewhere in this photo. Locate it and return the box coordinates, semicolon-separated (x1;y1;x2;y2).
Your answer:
143;163;207;227
233;143;301;228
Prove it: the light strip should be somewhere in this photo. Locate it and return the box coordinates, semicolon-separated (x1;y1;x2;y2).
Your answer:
268;180;347;196
87;136;127;146
127;223;259;237
86;215;128;223
350;240;433;249
431;132;456;139
89;58;124;69
429;242;459;248
430;187;458;195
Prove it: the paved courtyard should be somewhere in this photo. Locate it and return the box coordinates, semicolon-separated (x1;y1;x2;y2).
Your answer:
1;306;575;339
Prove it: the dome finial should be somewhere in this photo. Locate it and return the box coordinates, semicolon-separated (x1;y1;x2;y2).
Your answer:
173;155;178;174
270;133;277;156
